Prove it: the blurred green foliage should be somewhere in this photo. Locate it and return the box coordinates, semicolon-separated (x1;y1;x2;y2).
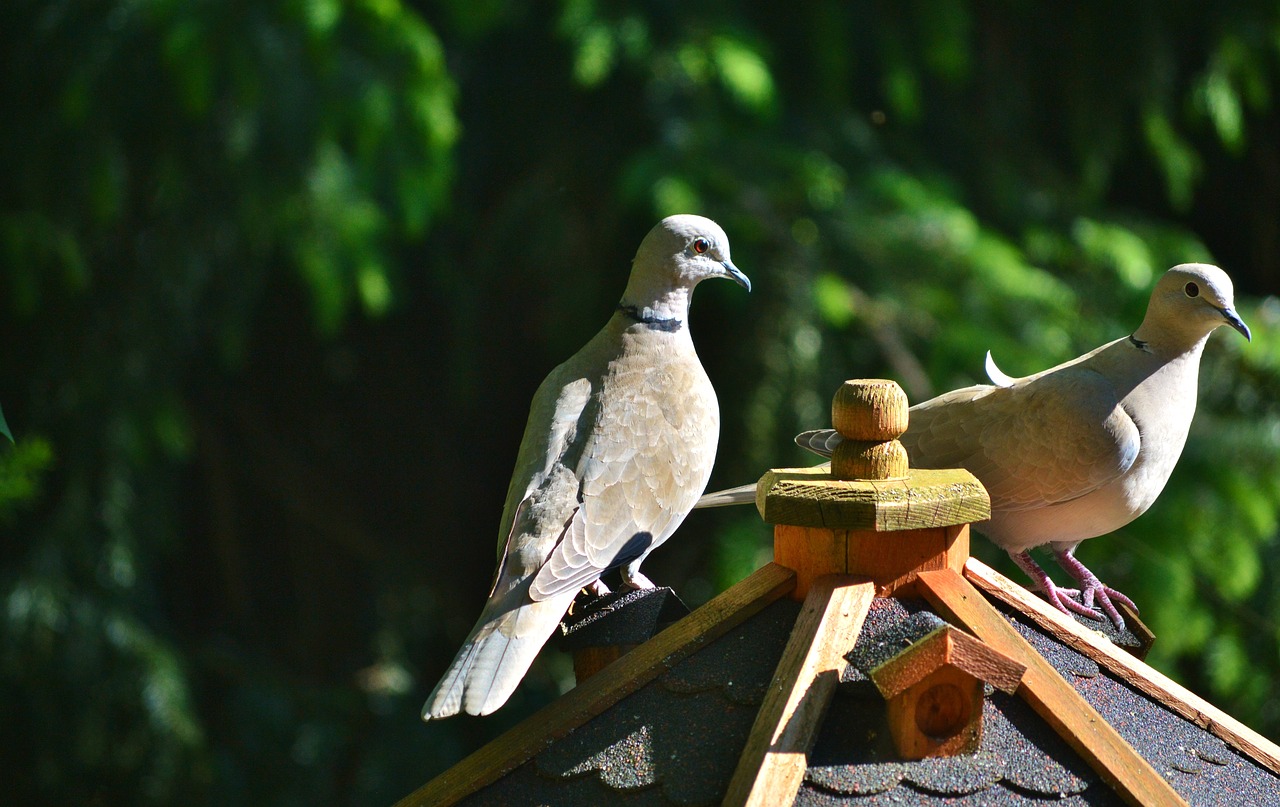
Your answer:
2;1;1280;804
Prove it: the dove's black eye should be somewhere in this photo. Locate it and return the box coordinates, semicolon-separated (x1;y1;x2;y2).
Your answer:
1184;281;1200;298
691;238;710;255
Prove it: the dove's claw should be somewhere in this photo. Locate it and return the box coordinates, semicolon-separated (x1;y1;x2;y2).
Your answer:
1041;581;1117;623
1011;550;1080;615
1009;549;1126;628
1103;585;1137;613
1051;586;1108;621
1052;548;1134;631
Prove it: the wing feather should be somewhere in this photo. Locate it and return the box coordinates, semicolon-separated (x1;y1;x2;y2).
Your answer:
903;368;1139;511
529;348;717;600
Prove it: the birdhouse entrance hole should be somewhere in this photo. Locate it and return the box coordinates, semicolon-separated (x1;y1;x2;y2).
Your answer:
916;681;970;739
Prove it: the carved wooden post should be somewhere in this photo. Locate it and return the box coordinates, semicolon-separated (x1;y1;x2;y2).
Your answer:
757;379;991;600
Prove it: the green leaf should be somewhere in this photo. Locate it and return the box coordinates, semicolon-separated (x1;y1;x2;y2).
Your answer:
0;403;11;443
1142;109;1202;211
711;36;776;113
572;24;616;87
814;273;856;328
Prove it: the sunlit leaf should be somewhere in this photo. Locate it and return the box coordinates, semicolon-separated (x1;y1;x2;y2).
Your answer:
1198;68;1245;153
302;0;342;33
813;274;854;329
1072;218;1155;290
652;176;702;217
0;437;53;514
573;24;615;86
1206;632;1249;692
711;36;775;113
1143;110;1202;210
357;260;393;316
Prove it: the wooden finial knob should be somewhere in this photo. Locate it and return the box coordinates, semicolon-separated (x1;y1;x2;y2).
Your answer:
832;379;908;440
831;380;909;480
832;439;909;480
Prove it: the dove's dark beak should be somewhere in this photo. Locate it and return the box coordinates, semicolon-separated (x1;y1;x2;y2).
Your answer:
1221;306;1251;341
722;260;751;292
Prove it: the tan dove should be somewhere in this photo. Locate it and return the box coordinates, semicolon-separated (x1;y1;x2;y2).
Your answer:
422;215;750;719
701;264;1249;629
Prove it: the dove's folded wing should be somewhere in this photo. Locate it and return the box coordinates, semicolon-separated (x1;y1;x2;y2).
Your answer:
903;368;1140;512
529;354;715;600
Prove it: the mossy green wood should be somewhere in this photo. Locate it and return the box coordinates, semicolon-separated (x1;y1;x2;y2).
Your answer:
756;465;990;531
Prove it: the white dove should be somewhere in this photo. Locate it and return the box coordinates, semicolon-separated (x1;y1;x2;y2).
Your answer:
422;215;750;719
707;264;1249;629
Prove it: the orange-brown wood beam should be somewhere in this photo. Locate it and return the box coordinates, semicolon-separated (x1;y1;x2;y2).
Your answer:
964;557;1280;779
773;523;970;601
722;575;875;807
916;568;1189;807
396;562;797;807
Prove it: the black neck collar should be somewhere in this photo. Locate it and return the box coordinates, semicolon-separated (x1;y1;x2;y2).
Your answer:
617;303;682;332
1128;333;1151;352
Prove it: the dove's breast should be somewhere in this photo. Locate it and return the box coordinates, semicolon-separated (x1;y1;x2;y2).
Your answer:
980;345;1205;551
596;326;720;529
1110;345;1203;516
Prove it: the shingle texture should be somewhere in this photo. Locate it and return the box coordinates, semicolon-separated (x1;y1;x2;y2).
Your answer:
558;587;691;650
458;597;802;807
453;587;1280;806
800;598;1117;805
1007;605;1280;806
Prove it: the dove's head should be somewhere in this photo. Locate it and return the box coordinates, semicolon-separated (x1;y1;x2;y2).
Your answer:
619;215;750;323
1136;263;1251;349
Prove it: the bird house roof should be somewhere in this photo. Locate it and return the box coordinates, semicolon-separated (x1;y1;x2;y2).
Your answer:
395;559;1280;806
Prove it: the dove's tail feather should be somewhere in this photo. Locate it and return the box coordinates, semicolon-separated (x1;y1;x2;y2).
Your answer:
421;590;577;720
794;429;842;458
694;482;758;509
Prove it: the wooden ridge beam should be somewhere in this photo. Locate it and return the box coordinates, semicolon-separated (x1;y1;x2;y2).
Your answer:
722;575;875;807
964;557;1280;778
396;562;797;807
917;568;1189;807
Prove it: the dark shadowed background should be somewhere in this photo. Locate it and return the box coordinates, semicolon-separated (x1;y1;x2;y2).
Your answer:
2;2;1279;804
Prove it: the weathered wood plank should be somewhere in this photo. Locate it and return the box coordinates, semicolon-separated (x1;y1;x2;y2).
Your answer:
757;465;990;530
917;568;1189;807
722;575;876;807
395;562;797;807
869;624;1025;699
964;557;1280;778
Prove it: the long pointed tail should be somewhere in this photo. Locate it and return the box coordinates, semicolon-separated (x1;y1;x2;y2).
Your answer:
422;589;577;720
694;482;758;509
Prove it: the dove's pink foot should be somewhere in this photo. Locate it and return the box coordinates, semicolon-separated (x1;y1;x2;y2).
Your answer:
1010;550;1132;630
1051;548;1136;630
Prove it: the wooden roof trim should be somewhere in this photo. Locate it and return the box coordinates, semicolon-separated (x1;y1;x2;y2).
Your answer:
869;624;1026;699
394;562;797;807
917;568;1189;807
963;556;1280;778
722;575;876;807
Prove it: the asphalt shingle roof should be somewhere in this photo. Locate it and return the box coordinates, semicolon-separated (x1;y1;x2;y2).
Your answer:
427;569;1280;806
